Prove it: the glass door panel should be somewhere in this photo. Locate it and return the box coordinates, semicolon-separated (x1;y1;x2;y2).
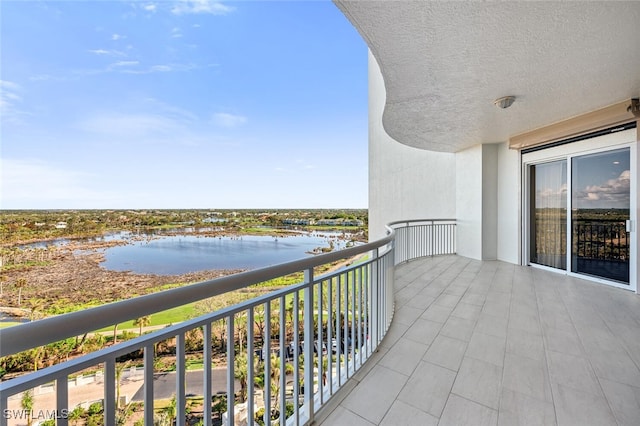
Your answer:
530;160;567;270
571;148;631;284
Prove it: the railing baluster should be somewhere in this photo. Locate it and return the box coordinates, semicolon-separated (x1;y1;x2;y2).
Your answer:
293;290;300;426
56;376;68;426
176;332;186;426
264;302;271;426
279;295;286;424
303;268;314;423
204;323;212;426
327;278;333;396
144;343;154;425
226;316;235;426
336;274;342;385
247;309;255;426
104;358;116;426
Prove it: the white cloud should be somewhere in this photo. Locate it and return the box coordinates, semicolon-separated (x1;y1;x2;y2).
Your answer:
143;3;157;12
171;0;234;15
171;27;183;38
111;61;139;67
576;170;631;208
88;49;126;57
212;112;247;128
0;158;119;208
0;80;27;125
77;112;184;140
111;33;126;41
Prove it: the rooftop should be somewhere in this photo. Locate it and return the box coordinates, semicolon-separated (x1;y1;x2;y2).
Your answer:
316;255;640;426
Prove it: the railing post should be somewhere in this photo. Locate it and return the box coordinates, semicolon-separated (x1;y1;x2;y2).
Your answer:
104;358;116;426
303;267;314;422
204;323;212;426
371;248;379;346
226;316;235;426
56;377;68;426
143;343;155;426
176;332;186;426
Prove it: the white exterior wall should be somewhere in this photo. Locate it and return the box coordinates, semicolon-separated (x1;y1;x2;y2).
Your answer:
455;146;483;259
368;51;456;240
497;142;521;264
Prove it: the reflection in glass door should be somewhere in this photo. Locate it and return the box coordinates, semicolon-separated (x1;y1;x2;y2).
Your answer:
571;149;630;284
530;160;567;270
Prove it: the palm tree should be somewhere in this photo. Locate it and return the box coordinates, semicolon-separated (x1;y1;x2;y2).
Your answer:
68;406;85;426
133;315;151;336
164;395;177;424
21;389;34;426
234;354;249;402
15;277;27;306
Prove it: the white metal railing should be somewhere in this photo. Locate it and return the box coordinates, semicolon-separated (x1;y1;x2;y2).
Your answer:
0;220;455;426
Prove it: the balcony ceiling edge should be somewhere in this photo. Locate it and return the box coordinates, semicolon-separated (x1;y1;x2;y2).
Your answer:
334;0;640;153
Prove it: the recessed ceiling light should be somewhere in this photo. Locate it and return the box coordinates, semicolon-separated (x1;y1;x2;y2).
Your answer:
494;96;516;109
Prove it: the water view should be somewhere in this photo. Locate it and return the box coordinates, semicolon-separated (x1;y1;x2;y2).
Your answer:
100;232;350;275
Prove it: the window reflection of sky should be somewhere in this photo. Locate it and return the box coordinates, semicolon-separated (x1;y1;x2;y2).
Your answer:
572;148;630;209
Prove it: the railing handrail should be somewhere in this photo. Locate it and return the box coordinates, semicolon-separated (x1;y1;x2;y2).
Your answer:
0;228;394;358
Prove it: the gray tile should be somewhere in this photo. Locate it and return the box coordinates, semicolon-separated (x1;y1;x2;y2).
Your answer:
439;394;498;426
341;365;408;425
396;361;456;418
482;299;511;319
392;306;425;326
588;346;640;388
452;302;483;321
379;320;409;349
420;304;451;323
543;327;584;357
423;334;467;371
475;312;509;339
498;388;556;426
403;318;441;346
460;292;486;306
378;337;429;376
452;356;502;409
506;328;545;362
319;406;375;426
503;352;552;402
465;331;506;367
508;311;541;335
599;378;640;426
404;290;436;311
546;351;602;396
440;316;476;342
435;293;461;308
380;400;438;426
552;383;617;426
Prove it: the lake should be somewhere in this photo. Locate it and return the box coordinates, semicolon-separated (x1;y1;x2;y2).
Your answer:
100;232;350;275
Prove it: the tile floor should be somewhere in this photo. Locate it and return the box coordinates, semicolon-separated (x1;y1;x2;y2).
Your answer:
315;255;640;426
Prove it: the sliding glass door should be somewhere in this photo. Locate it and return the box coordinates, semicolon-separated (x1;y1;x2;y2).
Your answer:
530;160;567;270
524;128;635;289
571;148;630;284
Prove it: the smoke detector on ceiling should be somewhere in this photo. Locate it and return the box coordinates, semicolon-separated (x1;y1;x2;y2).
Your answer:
494;96;516;109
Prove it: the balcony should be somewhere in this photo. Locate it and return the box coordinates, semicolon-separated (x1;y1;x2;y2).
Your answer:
0;220;453;426
2;219;639;425
316;256;640;426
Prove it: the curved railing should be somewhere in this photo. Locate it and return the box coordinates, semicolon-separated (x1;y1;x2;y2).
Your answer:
0;220;455;426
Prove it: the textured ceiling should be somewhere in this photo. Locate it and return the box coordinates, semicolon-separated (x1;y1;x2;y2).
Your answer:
335;1;640;152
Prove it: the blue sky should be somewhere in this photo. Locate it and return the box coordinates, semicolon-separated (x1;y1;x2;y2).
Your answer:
0;0;368;209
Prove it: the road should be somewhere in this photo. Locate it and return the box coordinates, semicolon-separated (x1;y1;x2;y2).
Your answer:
132;368;241;401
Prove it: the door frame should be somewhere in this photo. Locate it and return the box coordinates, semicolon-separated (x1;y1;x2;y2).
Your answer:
521;127;637;292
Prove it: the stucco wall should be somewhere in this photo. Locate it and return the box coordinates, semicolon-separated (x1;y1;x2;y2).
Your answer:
497;142;520;264
368;51;456;241
455;145;483;259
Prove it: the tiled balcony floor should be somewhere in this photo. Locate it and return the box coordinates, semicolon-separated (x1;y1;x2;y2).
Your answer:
316;255;640;426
